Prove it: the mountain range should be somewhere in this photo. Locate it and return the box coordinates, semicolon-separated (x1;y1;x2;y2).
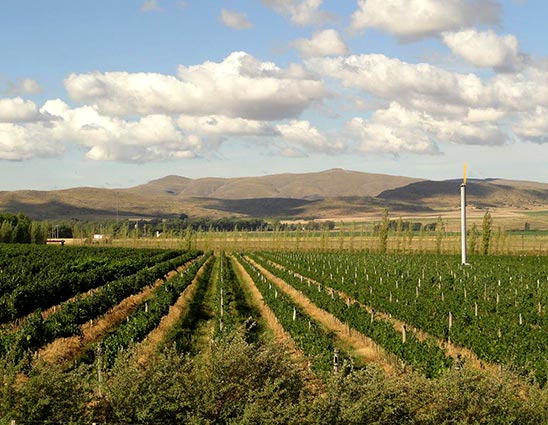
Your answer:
0;169;546;221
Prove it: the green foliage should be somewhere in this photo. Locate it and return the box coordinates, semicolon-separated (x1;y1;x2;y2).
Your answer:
435;215;444;254
97;332;306;424
0;248;202;360
379;209;389;254
254;253;453;378
1;360;90;423
237;254;345;375
257;251;548;387
311;368;548;424
1;335;546;423
482;210;493;255
468;222;479;255
0;213;36;244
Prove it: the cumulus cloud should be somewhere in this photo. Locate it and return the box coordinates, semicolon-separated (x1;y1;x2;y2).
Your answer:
276;120;343;153
513;106;548;143
443;29;527;72
261;0;334;26
345;102;508;154
293;29;349;58
41;100;203;162
306;54;490;116
65;52;325;121
6;78;43;95
221;9;253;29
0;123;64;160
141;0;160;12
177;115;275;137
0;98;45;123
350;0;501;39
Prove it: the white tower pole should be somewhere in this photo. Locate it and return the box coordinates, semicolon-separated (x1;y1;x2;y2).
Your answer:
461;164;468;265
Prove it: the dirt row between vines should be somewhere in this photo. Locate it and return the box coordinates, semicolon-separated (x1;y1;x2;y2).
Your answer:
231;256;322;389
3;258;199;335
37;258;201;365
245;256;395;376
137;257;214;365
260;256;500;375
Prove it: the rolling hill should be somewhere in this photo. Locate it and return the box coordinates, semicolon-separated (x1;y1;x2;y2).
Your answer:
0;169;546;221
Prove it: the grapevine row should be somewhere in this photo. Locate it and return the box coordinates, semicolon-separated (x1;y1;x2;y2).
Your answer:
235;254;345;375
0;251;202;361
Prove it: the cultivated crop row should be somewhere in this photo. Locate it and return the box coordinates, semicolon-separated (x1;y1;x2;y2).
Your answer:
0;245;183;322
261;251;548;386
235;254;345;375
250;254;453;377
99;254;213;367
0;250;202;361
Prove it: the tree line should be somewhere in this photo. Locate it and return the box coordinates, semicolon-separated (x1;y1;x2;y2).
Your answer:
0;213;47;244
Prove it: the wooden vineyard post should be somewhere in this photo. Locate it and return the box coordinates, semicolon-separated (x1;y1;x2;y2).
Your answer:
220;287;224;332
402;324;407;344
333;348;339;374
96;343;104;398
448;311;453;343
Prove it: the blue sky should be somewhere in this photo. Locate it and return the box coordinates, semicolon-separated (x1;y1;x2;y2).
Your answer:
1;0;547;190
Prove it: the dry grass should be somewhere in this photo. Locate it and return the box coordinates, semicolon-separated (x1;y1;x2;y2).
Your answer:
37;260;196;365
136;257;213;365
264;257;503;376
231;256;322;390
245;256;395;375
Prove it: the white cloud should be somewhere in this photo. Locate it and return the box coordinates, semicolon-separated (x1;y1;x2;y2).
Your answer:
0;98;44;123
177;115;275;137
0;122;64;160
276;120;342;153
306;54;490;116
141;0;160;12
261;0;333;26
293;29;349;58
350;0;501;38
65;51;325;121
6;78;43;95
513;106;548;143
443;29;527;72
221;9;253;30
41;101;203;163
345;102;508;154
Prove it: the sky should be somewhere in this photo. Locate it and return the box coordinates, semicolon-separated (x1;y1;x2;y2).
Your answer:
1;0;547;190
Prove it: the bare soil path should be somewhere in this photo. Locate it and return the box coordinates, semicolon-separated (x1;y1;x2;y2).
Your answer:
231;256;322;389
260;256;500;374
245;256;395;375
136;257;213;365
37;258;201;365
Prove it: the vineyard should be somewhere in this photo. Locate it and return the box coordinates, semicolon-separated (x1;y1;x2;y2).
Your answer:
0;243;547;423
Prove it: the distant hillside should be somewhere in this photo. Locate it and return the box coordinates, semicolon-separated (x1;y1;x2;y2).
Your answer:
378;179;548;209
0;169;546;221
126;168;422;200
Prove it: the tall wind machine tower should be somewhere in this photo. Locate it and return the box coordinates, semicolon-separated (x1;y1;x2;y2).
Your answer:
461;164;468;265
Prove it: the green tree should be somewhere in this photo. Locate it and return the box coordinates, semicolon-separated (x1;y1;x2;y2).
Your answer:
395;217;403;252
406;225;414;252
30;222;47;244
468;223;478;255
482;210;493;255
378;209;389;253
435;216;444;254
0;220;13;243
